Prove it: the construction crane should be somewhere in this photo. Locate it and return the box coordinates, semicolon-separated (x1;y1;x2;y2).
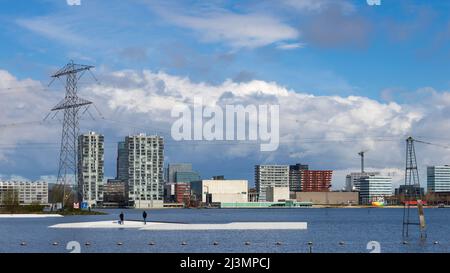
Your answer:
358;150;369;173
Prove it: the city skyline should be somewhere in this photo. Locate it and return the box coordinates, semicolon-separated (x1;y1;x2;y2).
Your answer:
1;0;450;190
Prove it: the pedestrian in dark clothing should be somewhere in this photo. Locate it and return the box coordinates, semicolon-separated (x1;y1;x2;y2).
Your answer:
119;212;124;225
143;211;147;225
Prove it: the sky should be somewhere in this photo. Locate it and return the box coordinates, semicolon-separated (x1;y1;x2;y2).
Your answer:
0;0;450;189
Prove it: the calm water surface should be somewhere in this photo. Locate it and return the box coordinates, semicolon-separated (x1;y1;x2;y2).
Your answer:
0;208;449;253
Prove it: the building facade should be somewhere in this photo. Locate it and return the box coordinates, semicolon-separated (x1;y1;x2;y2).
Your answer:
266;186;290;202
427;166;450;193
0;181;48;205
116;141;128;182
77;132;104;206
345;171;380;192
175;171;200;183
125;134;164;208
289;163;309;192
359;175;393;205
175;183;191;205
103;179;127;207
295;192;359;205
167;163;192;183
395;184;425;197
301;170;333;192
190;179;248;204
255;165;289;202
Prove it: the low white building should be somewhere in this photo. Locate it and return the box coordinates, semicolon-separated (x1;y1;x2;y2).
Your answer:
191;179;248;204
266;186;290;202
0;181;49;205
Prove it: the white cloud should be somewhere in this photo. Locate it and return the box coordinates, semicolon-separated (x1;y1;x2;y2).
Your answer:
0;70;59;162
16;17;86;45
276;42;305;50
2;68;450;190
155;8;299;49
281;0;356;13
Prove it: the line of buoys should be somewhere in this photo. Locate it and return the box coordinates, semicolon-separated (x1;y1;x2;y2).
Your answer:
21;239;448;249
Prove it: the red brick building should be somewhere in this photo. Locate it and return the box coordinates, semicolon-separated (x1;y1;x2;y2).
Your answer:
301;170;333;192
175;183;191;205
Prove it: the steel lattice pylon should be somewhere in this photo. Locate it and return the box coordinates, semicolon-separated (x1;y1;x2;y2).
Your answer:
402;136;426;238
49;61;94;208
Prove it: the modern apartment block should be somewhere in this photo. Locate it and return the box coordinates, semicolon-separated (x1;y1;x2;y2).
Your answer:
427;165;450;193
123;133;164;208
301;170;333;192
77;132;104;206
359;175;393;205
255;165;289;202
0;181;48;205
289;163;309;192
345;172;380;191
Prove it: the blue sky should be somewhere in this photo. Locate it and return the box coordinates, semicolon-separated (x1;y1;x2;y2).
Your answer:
1;0;449;98
0;0;450;188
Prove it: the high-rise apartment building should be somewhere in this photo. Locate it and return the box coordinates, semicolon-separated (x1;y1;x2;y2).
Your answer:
124;133;164;208
427;165;450;193
77;132;104;206
301;170;333;192
255;165;289;202
289;163;309;192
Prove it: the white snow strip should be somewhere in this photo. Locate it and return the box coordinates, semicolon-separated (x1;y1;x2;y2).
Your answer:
49;220;307;230
0;214;63;218
141;222;307;230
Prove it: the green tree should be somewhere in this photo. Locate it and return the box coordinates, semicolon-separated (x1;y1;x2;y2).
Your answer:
1;188;20;213
49;184;75;209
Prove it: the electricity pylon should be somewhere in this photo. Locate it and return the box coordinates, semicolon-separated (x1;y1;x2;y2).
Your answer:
47;61;95;209
402;136;426;239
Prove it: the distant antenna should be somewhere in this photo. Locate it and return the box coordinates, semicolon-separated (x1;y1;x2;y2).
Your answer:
47;61;96;209
402;137;426;239
358;150;368;173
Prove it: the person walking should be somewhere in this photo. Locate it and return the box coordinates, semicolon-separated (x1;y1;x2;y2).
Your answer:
143;211;148;225
119;211;124;225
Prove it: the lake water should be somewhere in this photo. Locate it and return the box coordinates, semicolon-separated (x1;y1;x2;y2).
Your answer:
0;208;449;253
